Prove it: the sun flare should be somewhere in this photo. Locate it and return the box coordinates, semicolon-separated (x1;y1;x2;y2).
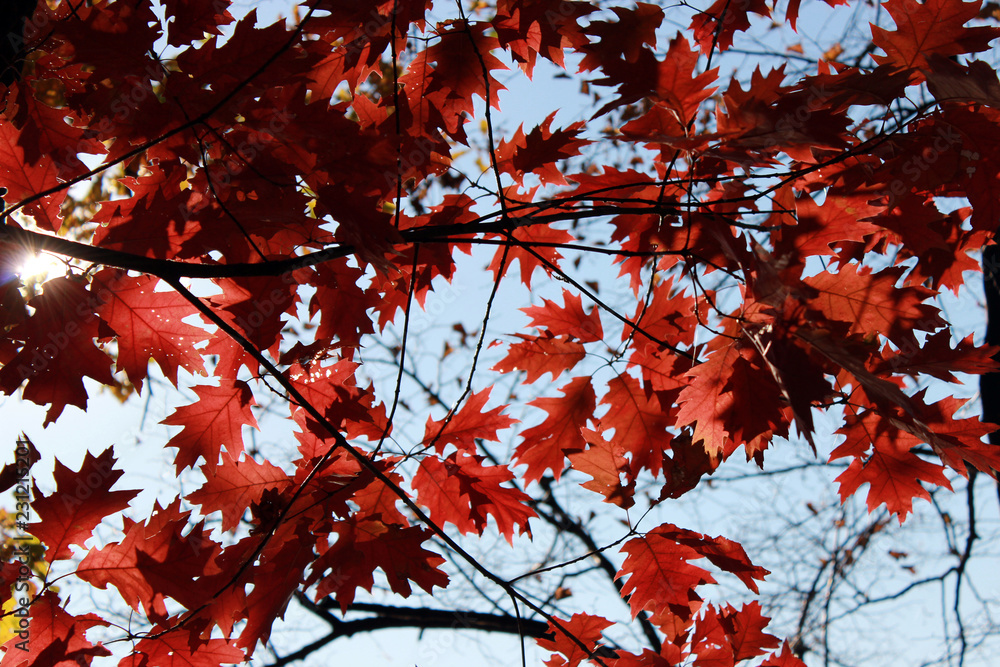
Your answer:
17;253;65;283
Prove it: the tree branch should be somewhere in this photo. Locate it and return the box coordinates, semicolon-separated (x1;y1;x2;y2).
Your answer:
264;596;590;667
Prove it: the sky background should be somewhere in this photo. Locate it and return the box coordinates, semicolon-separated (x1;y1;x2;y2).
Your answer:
1;0;999;665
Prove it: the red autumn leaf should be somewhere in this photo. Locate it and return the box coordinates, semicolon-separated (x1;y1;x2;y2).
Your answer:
307;516;449;613
160;379;259;473
926;54;1000;107
285;358;389;441
308;260;375;351
285;359;389;442
120;633;242;667
522;288;604;343
617;523;767;619
91;269;207;392
75;500;220;623
831;409;953;519
761;643;809;666
0;433;39;495
161;0;235;47
568;427;635;508
90;163;197;260
536;613;613;667
13;90;106;181
0;277;115;425
659;432;719;500
600;373;673;475
871;0;1000;70
617;527;718;618
187;451;292;531
399;20;506;140
875;331;999;382
413;451;535;542
777;193;884;269
662;524;769;593
29;448;138;562
492;0;596;75
496;112;588;186
690;0;770;52
514;375;596;484
491;332;586;384
720;602;781;661
0;119;63;231
652;36;719;126
803;264;944;349
422;387;517;453
234;520;318;652
0;593;110;667
488;222;576;287
675;342;743;461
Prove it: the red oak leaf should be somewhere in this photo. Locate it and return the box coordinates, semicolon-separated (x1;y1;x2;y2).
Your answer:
29;448;138;562
522;289;604;343
90;163;198;260
187;451;292;531
161;379;259;473
492;0;596;75
237;520;318;653
414;451;535;542
617;527;717;618
162;0;235;47
761;643;808;666
600;374;673;475
0;117;62;231
617;524;766;618
514;376;596;484
488;222;576;287
496;113;588;186
536;613;613;667
568;427;635;508
286;359;389;442
776;194;884;269
675;342;743;461
0;277;115;425
625;280;697;352
871;0;1000;71
12;89;105;181
491;333;586;384
308;517;449;613
719;602;781;661
0;593;110;667
804;264;944;349
652;36;719;125
422;387;516;453
308;260;375;351
91;269;207;392
831;409;952;519
659;432;720;500
75;500;219;624
690;0;770;52
120;633;242;666
875;331;999;382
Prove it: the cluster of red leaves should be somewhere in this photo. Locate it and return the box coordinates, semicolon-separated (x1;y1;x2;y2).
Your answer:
0;0;998;665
